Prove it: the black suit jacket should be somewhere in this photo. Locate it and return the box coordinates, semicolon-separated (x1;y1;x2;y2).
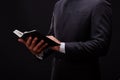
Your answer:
43;0;112;80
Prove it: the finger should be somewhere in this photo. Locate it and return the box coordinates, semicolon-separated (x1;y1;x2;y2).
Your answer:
37;43;48;53
46;36;54;40
18;38;25;44
29;37;38;49
33;40;44;51
26;37;32;47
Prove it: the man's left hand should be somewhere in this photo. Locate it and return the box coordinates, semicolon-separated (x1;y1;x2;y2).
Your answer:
47;36;61;51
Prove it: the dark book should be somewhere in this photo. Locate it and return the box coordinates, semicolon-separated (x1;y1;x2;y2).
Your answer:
13;29;60;46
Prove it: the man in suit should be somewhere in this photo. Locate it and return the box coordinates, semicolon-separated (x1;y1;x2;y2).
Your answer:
18;0;112;80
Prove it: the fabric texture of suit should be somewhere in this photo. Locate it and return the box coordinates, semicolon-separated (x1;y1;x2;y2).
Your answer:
43;0;112;80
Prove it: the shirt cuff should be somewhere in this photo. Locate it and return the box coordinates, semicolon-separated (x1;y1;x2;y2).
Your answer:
59;42;65;53
35;52;44;60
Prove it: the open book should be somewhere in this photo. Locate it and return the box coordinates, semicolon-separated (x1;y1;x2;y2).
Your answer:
13;29;60;46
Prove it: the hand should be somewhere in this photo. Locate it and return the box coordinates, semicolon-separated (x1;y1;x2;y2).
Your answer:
47;36;61;51
18;37;48;55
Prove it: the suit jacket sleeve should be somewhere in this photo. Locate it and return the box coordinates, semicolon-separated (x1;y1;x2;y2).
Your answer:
65;1;112;57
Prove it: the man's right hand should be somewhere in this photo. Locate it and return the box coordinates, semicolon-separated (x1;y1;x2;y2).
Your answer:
18;36;48;55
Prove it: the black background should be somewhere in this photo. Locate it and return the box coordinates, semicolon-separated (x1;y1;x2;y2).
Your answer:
0;0;118;80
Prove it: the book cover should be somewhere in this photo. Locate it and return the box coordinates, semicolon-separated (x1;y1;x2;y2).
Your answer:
13;29;60;46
